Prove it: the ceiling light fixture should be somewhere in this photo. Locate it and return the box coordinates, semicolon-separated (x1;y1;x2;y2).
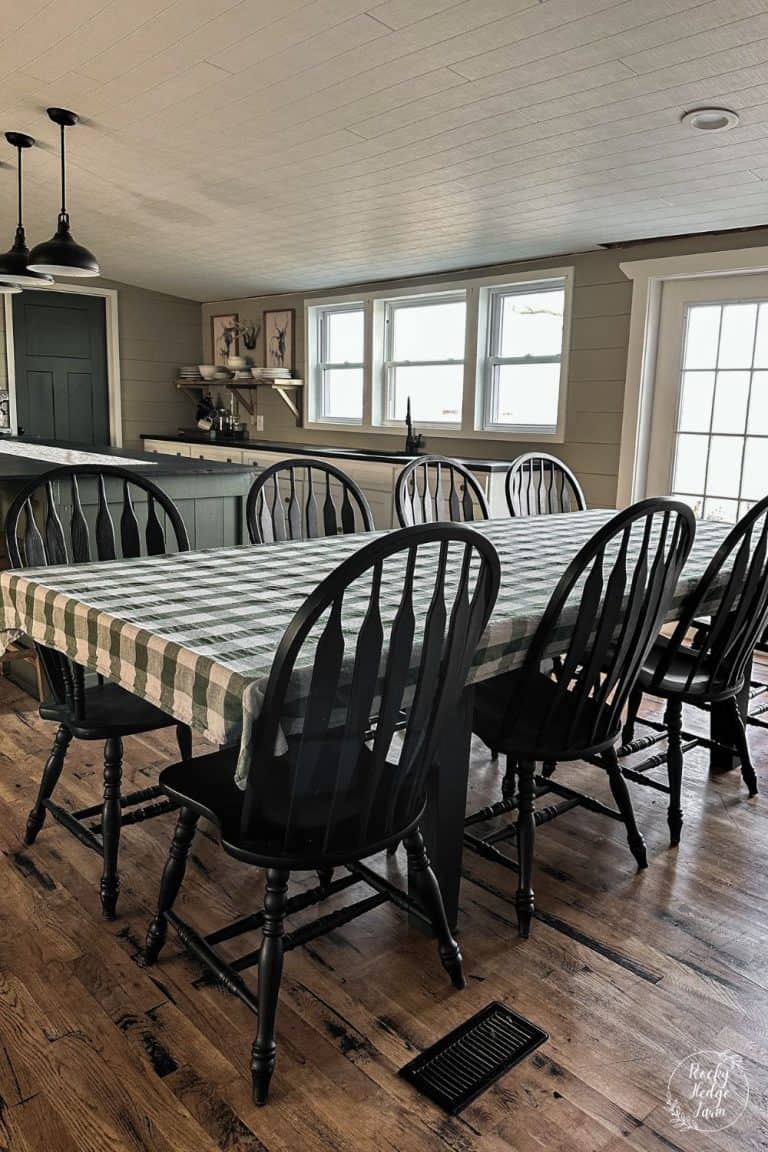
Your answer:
0;132;54;289
28;108;100;278
681;107;740;132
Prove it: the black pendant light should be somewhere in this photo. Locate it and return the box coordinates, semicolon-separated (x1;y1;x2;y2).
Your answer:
0;132;54;289
28;108;99;278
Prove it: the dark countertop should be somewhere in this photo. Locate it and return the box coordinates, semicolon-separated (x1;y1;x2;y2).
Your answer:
141;431;514;473
0;436;253;481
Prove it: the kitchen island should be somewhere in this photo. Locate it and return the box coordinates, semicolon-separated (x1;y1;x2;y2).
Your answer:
0;437;255;560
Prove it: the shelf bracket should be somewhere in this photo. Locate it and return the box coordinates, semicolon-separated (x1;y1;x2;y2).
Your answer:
273;385;302;422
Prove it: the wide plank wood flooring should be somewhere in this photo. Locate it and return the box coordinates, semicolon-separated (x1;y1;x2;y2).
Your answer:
0;674;766;1152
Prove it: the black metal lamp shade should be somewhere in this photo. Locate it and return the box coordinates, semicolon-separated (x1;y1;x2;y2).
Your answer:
0;132;54;288
28;213;99;278
27;109;99;279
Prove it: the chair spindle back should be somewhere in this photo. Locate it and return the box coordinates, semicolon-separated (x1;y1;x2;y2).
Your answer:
505;452;586;516
246;459;374;544
395;455;489;527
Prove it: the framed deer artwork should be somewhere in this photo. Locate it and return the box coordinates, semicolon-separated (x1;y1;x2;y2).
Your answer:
263;308;295;372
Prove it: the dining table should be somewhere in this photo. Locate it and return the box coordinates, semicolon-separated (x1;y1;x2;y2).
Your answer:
0;509;737;928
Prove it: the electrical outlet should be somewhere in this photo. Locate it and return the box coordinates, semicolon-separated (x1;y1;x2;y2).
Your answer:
256;415;264;432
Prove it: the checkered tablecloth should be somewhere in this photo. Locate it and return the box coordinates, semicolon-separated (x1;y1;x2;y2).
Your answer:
0;511;731;785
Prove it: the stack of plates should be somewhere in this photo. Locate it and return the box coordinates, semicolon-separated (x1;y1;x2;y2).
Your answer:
178;366;202;379
253;366;292;380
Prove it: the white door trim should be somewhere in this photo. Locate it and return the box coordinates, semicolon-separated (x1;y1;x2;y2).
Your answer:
617;245;768;506
4;283;123;447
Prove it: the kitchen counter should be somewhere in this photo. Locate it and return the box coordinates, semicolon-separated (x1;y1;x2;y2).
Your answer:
0;435;252;480
140;432;514;473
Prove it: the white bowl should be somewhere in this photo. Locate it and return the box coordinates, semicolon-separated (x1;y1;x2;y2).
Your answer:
198;364;216;380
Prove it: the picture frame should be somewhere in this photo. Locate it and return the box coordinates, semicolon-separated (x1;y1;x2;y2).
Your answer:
211;313;239;364
263;308;295;372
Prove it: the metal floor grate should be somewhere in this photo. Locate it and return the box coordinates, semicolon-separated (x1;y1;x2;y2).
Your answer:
399;1001;548;1115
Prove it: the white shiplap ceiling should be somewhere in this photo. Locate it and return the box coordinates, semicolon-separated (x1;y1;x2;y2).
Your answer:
4;0;768;300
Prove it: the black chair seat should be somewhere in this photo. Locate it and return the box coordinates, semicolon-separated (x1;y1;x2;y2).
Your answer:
473;669;613;762
636;637;734;703
40;682;178;740
159;743;421;870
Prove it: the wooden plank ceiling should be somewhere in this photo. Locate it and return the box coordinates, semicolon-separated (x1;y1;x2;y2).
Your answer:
2;0;768;299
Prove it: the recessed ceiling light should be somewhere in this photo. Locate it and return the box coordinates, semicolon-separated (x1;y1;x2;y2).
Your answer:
681;107;740;132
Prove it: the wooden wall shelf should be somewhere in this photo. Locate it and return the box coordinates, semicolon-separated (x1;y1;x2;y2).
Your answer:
226;380;304;425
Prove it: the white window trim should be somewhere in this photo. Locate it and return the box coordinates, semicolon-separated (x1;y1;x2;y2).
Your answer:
304;266;574;442
307;301;365;425
618;245;768;506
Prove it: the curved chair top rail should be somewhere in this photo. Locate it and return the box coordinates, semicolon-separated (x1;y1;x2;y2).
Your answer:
651;494;768;697
4;464;189;721
246;457;374;544
504;497;696;758
395;455;490;527
505;452;586;516
244;522;501;865
5;463;189;569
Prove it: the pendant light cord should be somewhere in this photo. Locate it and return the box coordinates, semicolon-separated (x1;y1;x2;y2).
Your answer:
59;123;67;217
16;145;22;229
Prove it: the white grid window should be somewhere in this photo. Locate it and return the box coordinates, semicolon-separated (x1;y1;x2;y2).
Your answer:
672;301;768;522
484;281;566;434
310;303;364;424
383;293;466;426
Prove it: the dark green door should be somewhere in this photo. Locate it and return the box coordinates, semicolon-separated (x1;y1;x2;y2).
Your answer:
12;290;109;445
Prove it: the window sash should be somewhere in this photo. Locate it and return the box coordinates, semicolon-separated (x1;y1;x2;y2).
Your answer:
312;303;364;423
484;281;565;431
383;293;466;425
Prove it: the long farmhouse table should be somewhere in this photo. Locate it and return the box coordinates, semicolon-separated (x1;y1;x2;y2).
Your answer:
0;511;736;927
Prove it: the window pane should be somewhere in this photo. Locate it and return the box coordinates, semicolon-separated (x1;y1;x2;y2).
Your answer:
498;288;564;358
754;303;768;368
741;437;768;501
326;308;363;363
672;434;707;493
392;299;465;361
493;363;560;427
390;365;462;423
711;370;750;434
322;368;362;421
747;371;768;433
683;305;720;369
671;492;704;518
703;497;739;523
718;303;757;369
678;371;714;433
705;435;742;498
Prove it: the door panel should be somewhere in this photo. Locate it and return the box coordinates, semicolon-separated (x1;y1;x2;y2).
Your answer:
13;291;109;446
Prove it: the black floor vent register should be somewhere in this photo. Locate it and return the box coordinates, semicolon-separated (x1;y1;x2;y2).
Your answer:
399;1001;548;1115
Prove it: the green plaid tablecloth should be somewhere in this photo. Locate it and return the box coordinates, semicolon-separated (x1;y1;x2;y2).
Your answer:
0;511;731;785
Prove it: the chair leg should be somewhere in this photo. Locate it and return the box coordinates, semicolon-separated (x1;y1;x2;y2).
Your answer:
145;806;200;965
176;722;192;761
100;736;123;920
622;682;644;746
316;866;333;894
727;696;758;797
603;746;648;868
502;757;517;798
516;760;536;938
252;868;290;1106
25;723;72;845
403;827;465;990
665;698;685;846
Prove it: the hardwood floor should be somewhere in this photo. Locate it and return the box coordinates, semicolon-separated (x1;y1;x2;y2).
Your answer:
0;675;766;1152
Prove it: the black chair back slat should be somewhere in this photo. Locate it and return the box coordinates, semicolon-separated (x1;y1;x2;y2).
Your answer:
247;459;374;544
70;476;91;562
505;452;586;516
120;482;142;559
44;482;68;564
5;465;189;721
95;474;117;561
500;499;695;759
395;455;489;527
145;493;168;555
657;497;768;697
245;524;500;861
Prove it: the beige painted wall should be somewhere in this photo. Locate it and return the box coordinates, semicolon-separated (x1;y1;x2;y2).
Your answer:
203;227;768;508
0;278;201;450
